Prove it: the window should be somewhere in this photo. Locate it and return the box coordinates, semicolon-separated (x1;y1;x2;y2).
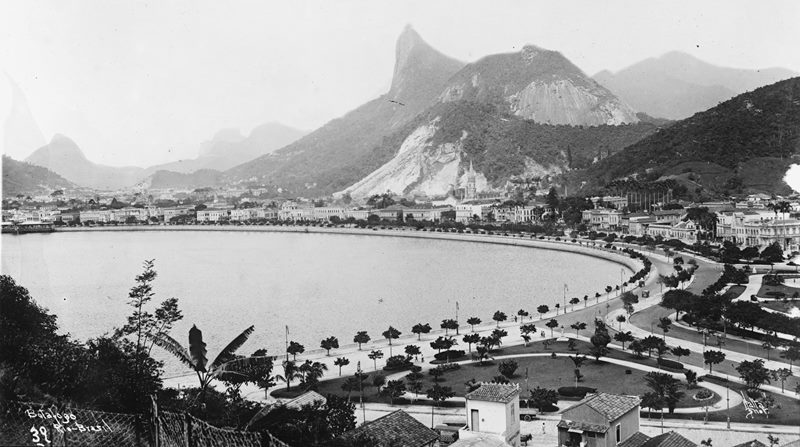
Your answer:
616;424;621;444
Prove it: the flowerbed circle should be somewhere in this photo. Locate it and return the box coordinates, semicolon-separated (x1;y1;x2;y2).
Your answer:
693;389;714;401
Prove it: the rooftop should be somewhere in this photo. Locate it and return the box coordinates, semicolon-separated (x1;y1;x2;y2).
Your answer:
336;410;438;447
641;431;697;447
557;419;609;434
284;390;326;410
465;383;520;403
563;392;641;421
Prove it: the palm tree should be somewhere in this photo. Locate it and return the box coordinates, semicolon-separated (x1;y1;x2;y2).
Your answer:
298;360;328;389
334;357;350;376
149;324;267;406
276;359;302;390
368;349;384;371
353;331;370;350
466;317;481;332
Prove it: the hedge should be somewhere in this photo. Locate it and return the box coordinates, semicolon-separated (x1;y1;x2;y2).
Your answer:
383;355;413;371
434;350;466;361
657;358;685;372
558;386;597;399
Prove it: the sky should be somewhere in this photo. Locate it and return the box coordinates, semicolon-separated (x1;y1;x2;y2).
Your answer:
1;0;799;168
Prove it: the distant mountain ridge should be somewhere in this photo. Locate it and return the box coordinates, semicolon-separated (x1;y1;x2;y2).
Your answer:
25;134;145;190
2;155;74;197
594;52;798;119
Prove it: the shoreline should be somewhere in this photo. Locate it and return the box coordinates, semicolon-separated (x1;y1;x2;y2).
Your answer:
50;224;643;274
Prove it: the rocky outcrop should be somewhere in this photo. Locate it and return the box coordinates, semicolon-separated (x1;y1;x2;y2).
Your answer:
339;118;475;199
438;45;638;126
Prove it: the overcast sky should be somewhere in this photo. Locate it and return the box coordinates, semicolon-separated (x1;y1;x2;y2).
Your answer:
1;0;798;167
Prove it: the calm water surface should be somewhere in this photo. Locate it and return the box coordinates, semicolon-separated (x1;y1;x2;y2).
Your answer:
2;230;623;375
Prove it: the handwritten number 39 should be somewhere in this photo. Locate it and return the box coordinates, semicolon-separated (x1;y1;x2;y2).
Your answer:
30;426;50;445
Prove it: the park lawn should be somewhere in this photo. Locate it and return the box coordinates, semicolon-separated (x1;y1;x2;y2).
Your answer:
761;299;800;314
722;285;746;300
757;282;800;299
665;376;800;426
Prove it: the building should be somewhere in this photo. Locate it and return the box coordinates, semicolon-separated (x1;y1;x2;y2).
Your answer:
336;410;438;447
196;208;229;222
459;383;521;447
465;160;477;201
456;201;496;223
557;392;641;447
718;210;800;251
646;220;699;245
633;431;696;447
582;209;624;231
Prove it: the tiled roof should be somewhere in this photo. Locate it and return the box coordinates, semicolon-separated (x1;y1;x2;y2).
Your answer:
465;383;520;403
284;390;326;410
641;431;697;447
337;410;438;447
575;393;641;421
618;432;652;447
732;441;767;447
557;419;609;433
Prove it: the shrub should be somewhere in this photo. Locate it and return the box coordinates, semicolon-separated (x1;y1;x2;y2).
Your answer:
657;358;685;371
498;360;519;378
694;389;713;400
433;350;466;361
383;355;413;371
558;386;597;399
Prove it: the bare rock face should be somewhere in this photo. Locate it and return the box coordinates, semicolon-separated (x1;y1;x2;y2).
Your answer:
438;45;638;126
339;118;471;199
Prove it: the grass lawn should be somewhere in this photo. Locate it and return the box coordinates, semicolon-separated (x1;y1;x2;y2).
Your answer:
757;282;800;299
761;299;800;314
665;376;800;426
722;285;746;300
272;340;718;410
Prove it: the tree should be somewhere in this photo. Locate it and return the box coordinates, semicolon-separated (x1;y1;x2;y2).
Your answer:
781;345;800;371
615;314;626;330
382;326;401;356
614;331;635;350
353;331;370;350
641;335;663;358
334;357;350;376
298;360;328;389
644;372;685;413
490;328;507;348
463;333;480;353
546;319;559;337
404;344;421;360
497;360;518;379
641;392;664;419
685;370;698;388
372;373;386;394
569;297;581;310
703;350;726;373
520;324;537;346
406;367;424;401
321;336;339;356
492;311;507;327
762;338;775;360
150;324;268;407
671;346;690;362
517;309;530;322
287;341;305;360
536;305;549;319
657;317;672;341
629;340;645;359
760;242;784;263
570;322;587;337
441;319;459;335
772;368;793;393
412;323;431;340
555;303;561;315
466;317;481;331
276;360;301;390
736;359;771;390
383;379;406;405
426;384;455;407
660;289;695;319
528;386;558;411
430;336;455;355
368;350;384;371
583;295;589;308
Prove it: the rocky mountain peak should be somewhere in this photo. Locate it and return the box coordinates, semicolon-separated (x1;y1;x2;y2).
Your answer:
387;25;464;104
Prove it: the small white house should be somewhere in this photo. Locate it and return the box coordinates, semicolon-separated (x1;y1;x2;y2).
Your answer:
458;383;520;447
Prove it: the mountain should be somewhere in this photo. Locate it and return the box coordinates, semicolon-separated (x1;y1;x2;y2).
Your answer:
3;73;47;159
437;45;639;126
225;25;465;194
339;101;658;200
147;123;306;174
2;155;74;197
594;52;798;120
25;135;145;190
582;77;800;196
142;169;223;190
